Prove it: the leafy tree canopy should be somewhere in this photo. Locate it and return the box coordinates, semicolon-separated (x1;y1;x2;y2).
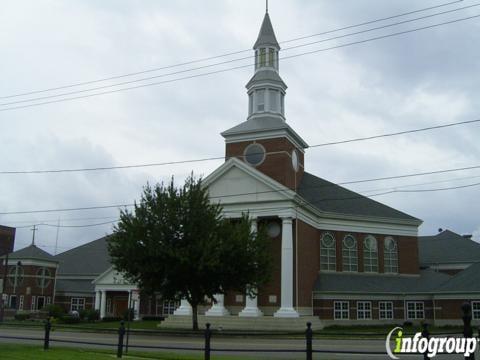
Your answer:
108;175;272;329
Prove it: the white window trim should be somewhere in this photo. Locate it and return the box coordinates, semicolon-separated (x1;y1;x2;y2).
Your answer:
334;301;349;320
363;235;378;273
357;301;372;320
342;234;358;272
379;301;394;320
70;297;86;312
31;296;36;311
384;237;399;274
472;301;480;320
406;301;424;320
320;232;336;272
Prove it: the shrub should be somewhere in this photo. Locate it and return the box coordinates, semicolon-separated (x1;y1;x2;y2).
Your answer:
80;309;99;322
102;316;122;322
14;312;30;321
142;316;164;321
61;314;81;324
403;321;413;327
45;304;65;319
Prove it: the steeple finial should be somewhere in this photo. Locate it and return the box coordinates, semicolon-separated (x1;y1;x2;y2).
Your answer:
266;0;268;13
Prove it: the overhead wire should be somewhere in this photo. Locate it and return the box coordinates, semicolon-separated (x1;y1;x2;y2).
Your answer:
0;0;463;100
1;13;479;112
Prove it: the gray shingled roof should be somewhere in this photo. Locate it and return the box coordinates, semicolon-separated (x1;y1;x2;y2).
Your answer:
55;236;111;276
246;69;286;89
298;172;421;223
2;244;57;262
313;270;451;294
55;279;95;294
418;230;480;266
435;262;480;293
253;12;280;49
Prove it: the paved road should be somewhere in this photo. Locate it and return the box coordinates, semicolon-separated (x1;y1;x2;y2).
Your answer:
0;326;472;359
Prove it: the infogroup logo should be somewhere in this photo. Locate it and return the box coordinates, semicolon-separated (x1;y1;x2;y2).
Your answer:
385;327;477;359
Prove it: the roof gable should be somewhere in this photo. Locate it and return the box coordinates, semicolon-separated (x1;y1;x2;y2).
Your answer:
3;244;57;263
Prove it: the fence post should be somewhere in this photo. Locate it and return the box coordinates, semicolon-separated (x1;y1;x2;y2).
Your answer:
421;323;429;360
117;320;126;358
204;323;211;360
43;317;51;350
306;322;313;360
461;302;475;360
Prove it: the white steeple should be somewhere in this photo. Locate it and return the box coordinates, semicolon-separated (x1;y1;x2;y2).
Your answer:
247;10;286;121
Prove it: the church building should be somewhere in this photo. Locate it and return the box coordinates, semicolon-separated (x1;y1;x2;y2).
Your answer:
2;9;480;329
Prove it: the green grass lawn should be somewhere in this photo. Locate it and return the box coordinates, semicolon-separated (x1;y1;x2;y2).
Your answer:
0;345;258;360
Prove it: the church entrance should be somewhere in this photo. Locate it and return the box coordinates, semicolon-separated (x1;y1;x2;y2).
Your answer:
113;295;129;317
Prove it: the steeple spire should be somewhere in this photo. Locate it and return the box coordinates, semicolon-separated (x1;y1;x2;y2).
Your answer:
266;0;268;14
253;11;280;49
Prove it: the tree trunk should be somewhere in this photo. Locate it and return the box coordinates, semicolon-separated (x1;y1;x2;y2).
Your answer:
192;304;198;331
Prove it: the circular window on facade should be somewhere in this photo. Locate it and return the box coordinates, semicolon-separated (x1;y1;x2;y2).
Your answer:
384;236;397;251
266;221;281;238
8;265;24;286
244;143;266;166
36;267;51;289
321;233;335;247
364;235;377;251
343;234;356;248
291;150;299;172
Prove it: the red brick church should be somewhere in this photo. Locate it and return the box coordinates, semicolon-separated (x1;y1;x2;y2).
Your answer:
1;10;479;329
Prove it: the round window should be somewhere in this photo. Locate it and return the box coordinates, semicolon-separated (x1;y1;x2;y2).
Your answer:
321;233;335;247
266;221;281;238
364;236;377;251
384;237;397;251
343;235;356;249
291;150;299;172
244;143;266;166
8;266;24;286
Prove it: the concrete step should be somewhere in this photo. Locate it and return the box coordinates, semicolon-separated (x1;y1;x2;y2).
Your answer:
160;315;324;331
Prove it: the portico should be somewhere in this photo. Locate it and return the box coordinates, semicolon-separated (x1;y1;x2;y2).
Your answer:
92;267;140;320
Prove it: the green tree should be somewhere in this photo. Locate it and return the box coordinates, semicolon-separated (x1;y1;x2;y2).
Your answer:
108;175;272;330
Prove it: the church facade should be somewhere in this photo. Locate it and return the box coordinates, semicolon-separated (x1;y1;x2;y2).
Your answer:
2;10;480;327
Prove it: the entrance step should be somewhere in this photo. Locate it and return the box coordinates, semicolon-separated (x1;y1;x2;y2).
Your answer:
159;314;323;331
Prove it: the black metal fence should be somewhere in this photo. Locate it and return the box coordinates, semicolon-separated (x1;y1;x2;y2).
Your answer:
0;303;478;360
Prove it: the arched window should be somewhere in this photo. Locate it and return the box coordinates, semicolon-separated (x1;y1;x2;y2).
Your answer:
342;235;358;272
384;237;399;273
363;235;378;272
259;48;266;67
320;233;336;271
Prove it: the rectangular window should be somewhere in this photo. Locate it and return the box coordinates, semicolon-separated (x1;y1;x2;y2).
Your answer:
70;298;86;312
268;48;275;67
256;89;265;111
379;301;394;320
472;302;480;320
357;301;372;320
46;297;51;305
334;301;349;320
248;93;253;115
162;300;179;315
19;295;24;311
269;89;279;112
280;94;285;115
31;296;36;311
406;301;424;320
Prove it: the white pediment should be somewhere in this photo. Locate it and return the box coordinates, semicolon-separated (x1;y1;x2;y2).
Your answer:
204;158;296;206
92;267;134;286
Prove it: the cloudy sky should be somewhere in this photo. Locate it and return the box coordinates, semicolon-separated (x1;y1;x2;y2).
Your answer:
1;0;479;253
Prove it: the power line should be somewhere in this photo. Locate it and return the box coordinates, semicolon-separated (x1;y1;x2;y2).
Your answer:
0;0;462;100
2;163;480;216
2;3;477;108
1;13;479;112
0;117;478;175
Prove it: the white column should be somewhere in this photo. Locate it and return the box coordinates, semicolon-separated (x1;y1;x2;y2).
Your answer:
274;217;299;318
205;294;230;316
174;298;192;316
100;290;107;319
134;295;140;320
94;290;101;311
239;219;263;317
